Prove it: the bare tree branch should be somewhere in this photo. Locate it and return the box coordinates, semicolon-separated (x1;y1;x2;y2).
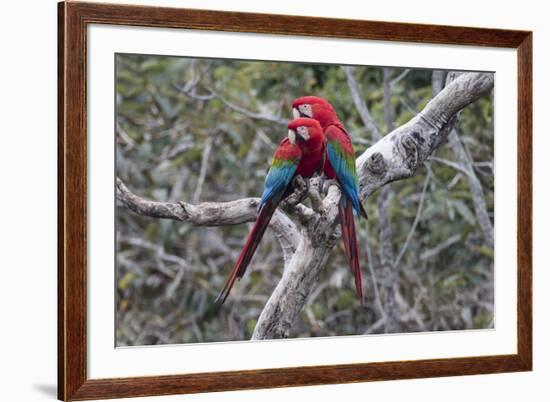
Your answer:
116;177;301;265
364;316;386;334
252;185;342;339
383;68;395;133
176;83;287;125
118;235;190;300
439;72;494;248
342;66;382;139
393;166;431;269
448;130;494;249
431;70;447;96
390;69;411;88
420;233;462;261
356;72;493;198
208;88;287;125
192;135;215;204
429;156;476;178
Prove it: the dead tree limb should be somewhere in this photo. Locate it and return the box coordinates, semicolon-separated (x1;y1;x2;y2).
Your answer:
439;71;494;249
116;178;301;265
355;72;493;197
448;130;494;248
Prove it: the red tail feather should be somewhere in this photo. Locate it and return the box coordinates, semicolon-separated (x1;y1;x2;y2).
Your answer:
339;200;363;302
216;201;278;304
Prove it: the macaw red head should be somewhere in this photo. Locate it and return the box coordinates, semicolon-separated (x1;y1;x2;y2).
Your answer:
287;117;324;150
292;96;339;128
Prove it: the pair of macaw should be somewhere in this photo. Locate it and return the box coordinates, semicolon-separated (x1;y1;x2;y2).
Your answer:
216;96;367;304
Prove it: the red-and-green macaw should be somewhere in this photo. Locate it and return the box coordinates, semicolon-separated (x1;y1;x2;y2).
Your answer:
216;118;326;304
292;96;368;302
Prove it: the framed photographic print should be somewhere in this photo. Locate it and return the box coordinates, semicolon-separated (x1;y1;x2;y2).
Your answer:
58;1;532;400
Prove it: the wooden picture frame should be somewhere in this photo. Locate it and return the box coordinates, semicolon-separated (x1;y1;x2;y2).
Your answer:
58;1;532;400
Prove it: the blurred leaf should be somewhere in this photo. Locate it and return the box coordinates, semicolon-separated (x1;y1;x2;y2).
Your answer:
450;200;476;226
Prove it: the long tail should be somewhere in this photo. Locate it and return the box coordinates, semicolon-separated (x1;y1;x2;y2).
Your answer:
215;200;279;304
339;198;364;303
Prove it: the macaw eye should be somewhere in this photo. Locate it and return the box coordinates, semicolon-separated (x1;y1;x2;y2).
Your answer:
297;126;310;141
298;104;313;118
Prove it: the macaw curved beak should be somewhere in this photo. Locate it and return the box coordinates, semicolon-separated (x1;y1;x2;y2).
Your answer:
288;129;296;144
292;107;300;119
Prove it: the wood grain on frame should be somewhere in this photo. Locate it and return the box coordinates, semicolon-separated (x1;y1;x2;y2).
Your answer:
58;1;532;400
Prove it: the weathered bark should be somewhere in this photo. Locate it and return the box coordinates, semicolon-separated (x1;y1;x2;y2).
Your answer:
356;72;493;198
448;130;494;248
431;70;447;97
252;186;341;338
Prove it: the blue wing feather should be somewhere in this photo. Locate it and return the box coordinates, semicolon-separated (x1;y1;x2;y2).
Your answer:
259;160;299;209
326;141;362;215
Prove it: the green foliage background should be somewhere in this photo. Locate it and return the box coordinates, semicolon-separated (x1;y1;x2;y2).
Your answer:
115;54;494;346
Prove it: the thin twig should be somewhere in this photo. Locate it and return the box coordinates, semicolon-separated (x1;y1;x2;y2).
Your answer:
383;68;395;132
419;233;462;261
390;69;411;88
192;135;215;204
342;66;382;139
393;166;431;268
118;235;190;277
363;316;386;334
176;83;287;125
429;156;476;179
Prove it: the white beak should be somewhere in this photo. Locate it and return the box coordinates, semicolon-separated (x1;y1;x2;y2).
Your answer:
288;129;296;144
292;108;300;119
